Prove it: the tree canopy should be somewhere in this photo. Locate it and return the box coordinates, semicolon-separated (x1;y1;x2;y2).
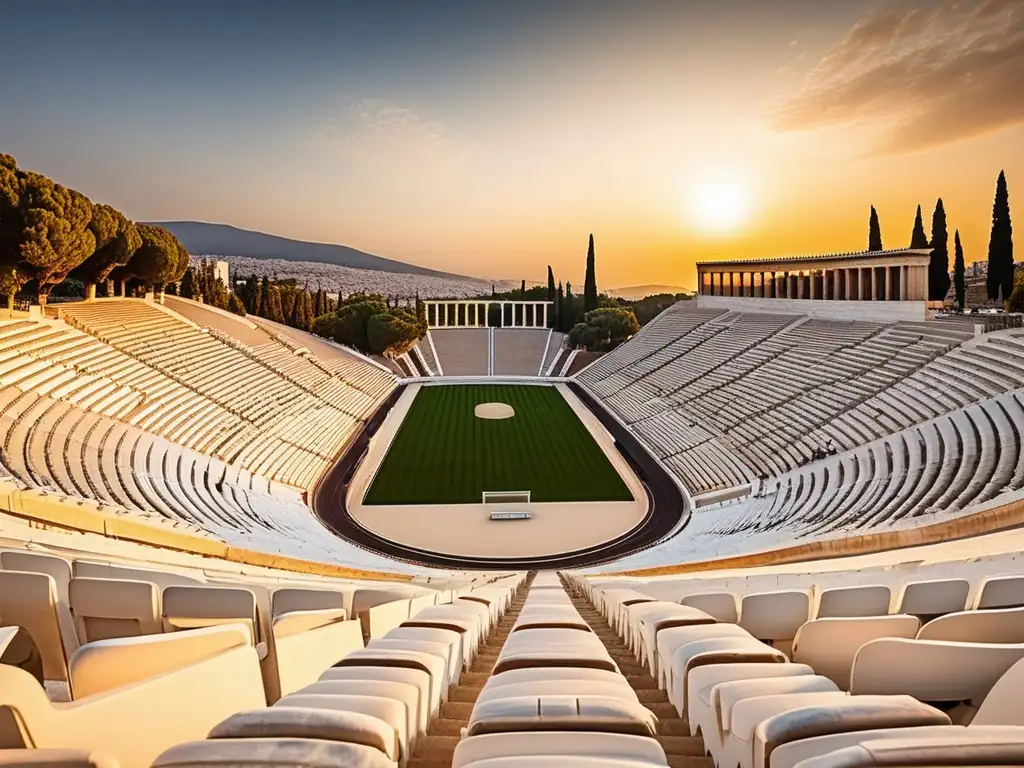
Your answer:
311;293;426;357
567;307;639;353
114;223;188;288
74;204;142;289
953;230;966;310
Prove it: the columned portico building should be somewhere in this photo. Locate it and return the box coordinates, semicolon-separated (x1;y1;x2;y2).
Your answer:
423;300;554;329
697;249;932;302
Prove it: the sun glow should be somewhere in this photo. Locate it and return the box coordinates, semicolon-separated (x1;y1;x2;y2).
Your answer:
690;175;753;235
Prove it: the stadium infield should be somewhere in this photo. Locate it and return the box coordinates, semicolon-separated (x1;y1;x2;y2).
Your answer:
363;383;634;505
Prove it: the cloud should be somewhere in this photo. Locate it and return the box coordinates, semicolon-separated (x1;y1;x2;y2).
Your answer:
767;0;1024;154
315;98;458;165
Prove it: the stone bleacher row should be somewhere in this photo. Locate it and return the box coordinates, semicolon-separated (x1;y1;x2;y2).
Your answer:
607;388;1024;570
1;300;397;489
0;543;521;767
577;303;1001;496
570;564;1024;768
0;385;409;571
422;329;560;378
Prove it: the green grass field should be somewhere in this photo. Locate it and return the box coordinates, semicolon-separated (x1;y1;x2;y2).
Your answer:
364;384;634;505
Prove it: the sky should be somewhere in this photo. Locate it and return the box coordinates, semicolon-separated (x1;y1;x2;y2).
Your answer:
1;0;1021;290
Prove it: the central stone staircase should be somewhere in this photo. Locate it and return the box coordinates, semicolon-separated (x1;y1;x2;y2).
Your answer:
407;572;713;767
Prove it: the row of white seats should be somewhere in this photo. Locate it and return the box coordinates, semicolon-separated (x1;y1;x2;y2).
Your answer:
450;572;672;768
0;574;525;767
572;575;1024;768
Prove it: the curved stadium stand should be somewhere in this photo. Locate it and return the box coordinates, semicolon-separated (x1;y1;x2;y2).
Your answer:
5;296;1024;766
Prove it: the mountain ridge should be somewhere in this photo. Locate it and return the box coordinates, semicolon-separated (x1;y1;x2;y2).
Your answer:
149;221;483;282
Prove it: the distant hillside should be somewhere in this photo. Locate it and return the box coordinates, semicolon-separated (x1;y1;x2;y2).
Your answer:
150;221;476;281
607;284;691;300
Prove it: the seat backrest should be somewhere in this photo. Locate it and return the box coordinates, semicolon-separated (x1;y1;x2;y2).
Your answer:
816;585;892;618
161;585;258;641
365;599;412;640
0;552;78;664
681;592;738;623
896;578;970;621
740;591;810;642
0;570;68;683
975;576;1024;610
918;606;1024;644
850;637;1024;702
69;578;161;644
272;614;362;698
69;622;253;699
270;588;345;618
0;624;265;768
792;616;920;689
72;561;201;589
973;656;1024;725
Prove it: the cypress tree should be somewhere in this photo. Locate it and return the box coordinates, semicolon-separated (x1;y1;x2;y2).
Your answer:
546;266;556;327
910;205;929;249
954;230;966;310
869;206;883;251
258;276;272;318
268;284;284;323
520;279;526;299
987;170;1014;302
289;289;302;328
180;267;198;299
929;198;950;301
584;234;598;312
563;281;575;332
556;281;564;332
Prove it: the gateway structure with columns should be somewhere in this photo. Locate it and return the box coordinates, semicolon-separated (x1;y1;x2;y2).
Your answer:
696;248;935;321
424;300;554;329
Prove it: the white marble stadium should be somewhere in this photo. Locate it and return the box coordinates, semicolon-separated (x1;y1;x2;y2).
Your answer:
2;293;1024;767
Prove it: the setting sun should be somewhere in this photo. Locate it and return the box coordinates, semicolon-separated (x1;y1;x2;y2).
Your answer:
691;175;753;236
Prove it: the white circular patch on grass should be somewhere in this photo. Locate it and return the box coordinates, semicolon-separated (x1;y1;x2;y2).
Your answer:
475;402;515;420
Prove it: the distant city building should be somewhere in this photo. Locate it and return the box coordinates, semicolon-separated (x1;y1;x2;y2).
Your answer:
967;261;988;277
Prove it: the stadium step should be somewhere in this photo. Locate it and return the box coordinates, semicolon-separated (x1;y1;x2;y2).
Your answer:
562;575;715;768
406;573;535;768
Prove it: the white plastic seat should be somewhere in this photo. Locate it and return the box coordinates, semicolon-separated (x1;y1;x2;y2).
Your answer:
815;586;891;619
451;730;669;767
682;593;739;624
687;663;815;747
669;635;786;718
150;737;395;768
791;616;920;689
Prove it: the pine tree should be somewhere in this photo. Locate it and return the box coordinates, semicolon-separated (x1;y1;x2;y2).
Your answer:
954;230;966;310
929;198;950;301
987;170;1014;302
869;206;883;251
584;234;598;312
910;205;929;249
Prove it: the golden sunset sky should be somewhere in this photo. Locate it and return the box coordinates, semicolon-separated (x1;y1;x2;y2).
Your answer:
2;0;1021;289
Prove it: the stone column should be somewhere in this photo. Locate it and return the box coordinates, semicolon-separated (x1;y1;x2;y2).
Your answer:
543;303;548;328
810;271;819;300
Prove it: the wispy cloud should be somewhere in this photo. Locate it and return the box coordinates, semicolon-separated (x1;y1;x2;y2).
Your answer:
767;0;1024;154
315;98;457;165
